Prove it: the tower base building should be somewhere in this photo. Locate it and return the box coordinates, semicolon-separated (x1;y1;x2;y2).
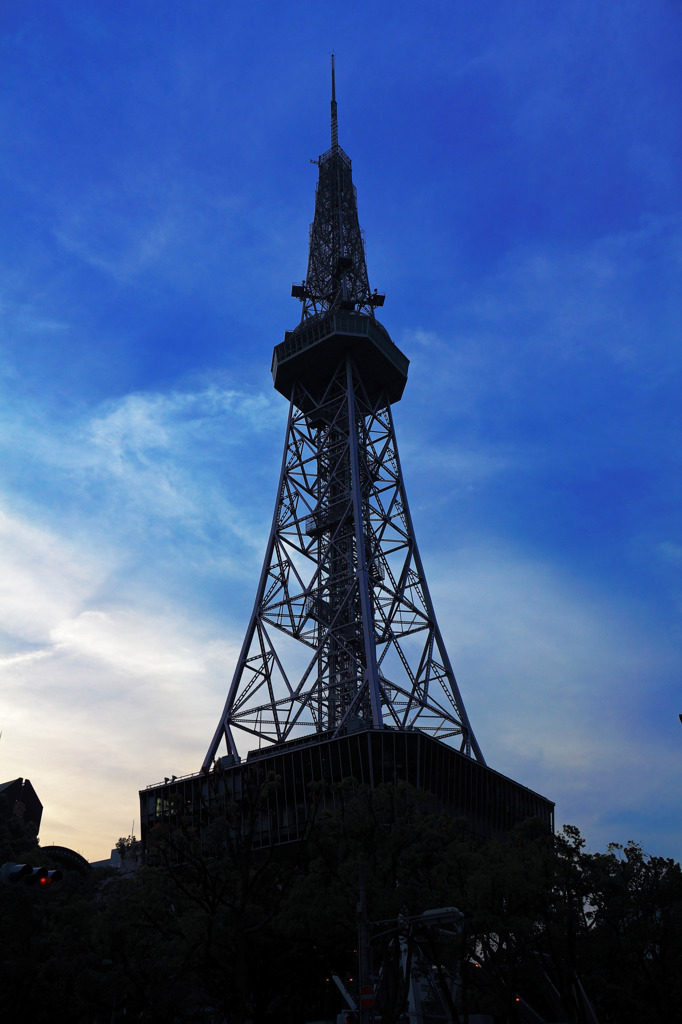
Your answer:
140;729;552;853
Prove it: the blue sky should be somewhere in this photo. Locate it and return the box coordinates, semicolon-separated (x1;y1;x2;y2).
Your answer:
1;1;680;862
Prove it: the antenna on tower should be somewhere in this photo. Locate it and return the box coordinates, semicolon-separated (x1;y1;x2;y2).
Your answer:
330;53;338;149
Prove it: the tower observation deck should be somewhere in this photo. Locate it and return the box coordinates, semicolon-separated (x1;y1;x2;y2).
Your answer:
140;60;553;850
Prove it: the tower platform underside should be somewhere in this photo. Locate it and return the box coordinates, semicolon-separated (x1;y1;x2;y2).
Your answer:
140;729;554;855
272;311;409;411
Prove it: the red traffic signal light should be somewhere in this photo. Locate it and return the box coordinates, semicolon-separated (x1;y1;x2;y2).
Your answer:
38;871;62;889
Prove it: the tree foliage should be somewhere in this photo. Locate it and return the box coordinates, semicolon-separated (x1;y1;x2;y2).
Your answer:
1;780;681;1023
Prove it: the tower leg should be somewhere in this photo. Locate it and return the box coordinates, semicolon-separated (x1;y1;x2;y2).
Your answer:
204;356;484;769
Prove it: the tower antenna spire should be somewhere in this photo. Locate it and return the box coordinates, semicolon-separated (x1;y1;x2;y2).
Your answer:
330;53;338;149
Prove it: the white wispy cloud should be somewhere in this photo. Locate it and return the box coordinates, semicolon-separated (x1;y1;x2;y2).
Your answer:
0;383;286;858
1;617;239;858
0;504;241;858
1;382;282;550
657;541;682;566
50;166;209;285
462;215;682;367
0;509;109;648
47;156;303;309
398;217;681;408
429;542;681;854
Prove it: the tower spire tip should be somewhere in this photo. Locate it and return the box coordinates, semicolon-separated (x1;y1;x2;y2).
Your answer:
330;53;338;149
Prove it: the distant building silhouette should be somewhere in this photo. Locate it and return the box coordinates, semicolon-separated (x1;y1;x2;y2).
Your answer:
0;777;43;831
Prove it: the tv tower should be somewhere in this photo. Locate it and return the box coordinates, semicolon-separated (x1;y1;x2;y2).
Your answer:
141;61;552;847
203;55;483;768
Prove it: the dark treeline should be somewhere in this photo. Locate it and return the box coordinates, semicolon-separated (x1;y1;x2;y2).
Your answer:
1;778;681;1024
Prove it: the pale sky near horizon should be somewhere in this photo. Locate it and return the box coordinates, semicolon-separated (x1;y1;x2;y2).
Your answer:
1;1;680;862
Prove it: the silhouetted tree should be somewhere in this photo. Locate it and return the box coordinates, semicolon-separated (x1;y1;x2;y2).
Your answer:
2;779;681;1024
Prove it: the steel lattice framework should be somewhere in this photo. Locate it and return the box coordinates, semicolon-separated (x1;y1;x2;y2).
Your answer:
203;59;484;770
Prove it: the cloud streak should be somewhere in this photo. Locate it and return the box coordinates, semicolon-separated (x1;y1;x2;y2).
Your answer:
0;500;241;858
429;542;681;855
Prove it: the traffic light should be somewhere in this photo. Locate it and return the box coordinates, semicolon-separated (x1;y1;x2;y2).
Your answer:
0;862;63;887
37;869;62;889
